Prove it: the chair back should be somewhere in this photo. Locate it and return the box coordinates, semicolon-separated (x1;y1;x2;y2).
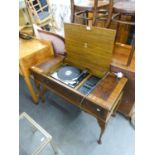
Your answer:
24;0;51;24
33;24;66;56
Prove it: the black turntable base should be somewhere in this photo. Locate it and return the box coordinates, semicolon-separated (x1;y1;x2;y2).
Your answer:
50;64;100;94
50;64;88;88
57;66;80;81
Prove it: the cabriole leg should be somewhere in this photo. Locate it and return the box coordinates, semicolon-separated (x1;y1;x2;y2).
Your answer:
97;119;106;144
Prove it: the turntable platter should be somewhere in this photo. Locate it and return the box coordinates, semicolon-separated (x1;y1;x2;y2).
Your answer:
57;66;80;81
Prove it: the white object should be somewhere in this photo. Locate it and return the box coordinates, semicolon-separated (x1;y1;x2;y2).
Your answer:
86;26;91;30
114;72;124;78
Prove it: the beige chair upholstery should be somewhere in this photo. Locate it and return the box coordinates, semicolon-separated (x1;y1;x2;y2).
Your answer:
33;24;66;56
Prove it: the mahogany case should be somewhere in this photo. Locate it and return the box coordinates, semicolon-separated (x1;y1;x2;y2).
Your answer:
30;23;128;144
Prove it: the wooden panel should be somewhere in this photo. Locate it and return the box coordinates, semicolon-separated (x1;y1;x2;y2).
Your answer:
64;23;116;77
81;99;109;121
31;70;84;107
111;42;135;117
90;73;119;100
19;38;54;76
116;15;133;44
31;56;64;74
87;73;127;111
110;65;135;117
112;42;132;66
19;38;51;58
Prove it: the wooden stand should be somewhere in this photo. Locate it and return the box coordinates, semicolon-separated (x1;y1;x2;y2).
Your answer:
20;24;129;144
30;56;127;144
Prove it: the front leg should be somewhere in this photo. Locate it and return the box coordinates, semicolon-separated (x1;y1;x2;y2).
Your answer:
34;79;47;103
97;119;106;144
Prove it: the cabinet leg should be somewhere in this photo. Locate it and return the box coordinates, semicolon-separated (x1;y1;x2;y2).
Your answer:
34;79;47;103
97;119;106;144
40;87;47;103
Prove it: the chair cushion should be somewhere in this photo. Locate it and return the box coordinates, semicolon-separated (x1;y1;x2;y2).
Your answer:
33;24;66;56
40;33;65;55
75;0;109;9
114;1;135;14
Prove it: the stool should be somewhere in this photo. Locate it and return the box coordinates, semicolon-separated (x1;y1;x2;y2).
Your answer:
107;0;135;44
106;0;135;66
71;0;110;26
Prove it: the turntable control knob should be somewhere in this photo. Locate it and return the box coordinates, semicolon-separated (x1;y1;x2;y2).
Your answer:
96;108;101;112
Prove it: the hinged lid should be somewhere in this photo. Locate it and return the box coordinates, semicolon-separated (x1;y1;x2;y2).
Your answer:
64;23;116;77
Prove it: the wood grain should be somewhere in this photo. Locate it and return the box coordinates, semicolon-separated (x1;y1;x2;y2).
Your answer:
19;38;54;103
111;42;135;117
87;73;127;111
64;23;116;77
30;55;127;143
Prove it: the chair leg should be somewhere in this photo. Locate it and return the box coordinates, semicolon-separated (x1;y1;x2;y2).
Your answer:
71;0;75;23
105;0;113;28
85;10;89;25
115;14;121;42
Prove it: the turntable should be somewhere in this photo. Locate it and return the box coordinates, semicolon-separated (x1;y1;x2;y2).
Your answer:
30;23;128;144
50;64;101;95
50;64;89;88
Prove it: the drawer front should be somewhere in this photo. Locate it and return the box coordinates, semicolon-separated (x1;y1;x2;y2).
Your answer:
32;71;84;106
81;100;108;121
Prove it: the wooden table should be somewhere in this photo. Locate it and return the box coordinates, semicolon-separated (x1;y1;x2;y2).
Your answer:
19;38;54;103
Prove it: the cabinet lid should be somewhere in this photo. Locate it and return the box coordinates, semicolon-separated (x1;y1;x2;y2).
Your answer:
64;23;116;77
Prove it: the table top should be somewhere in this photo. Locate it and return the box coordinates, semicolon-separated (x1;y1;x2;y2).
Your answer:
19;38;48;59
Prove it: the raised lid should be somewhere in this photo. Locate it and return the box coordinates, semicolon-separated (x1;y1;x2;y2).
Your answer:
64;23;116;78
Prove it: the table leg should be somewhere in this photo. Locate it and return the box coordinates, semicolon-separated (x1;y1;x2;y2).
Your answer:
50;140;59;155
24;76;38;103
97;119;106;144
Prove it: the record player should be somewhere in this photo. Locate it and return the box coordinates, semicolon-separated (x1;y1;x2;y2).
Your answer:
51;64;89;88
30;23;128;144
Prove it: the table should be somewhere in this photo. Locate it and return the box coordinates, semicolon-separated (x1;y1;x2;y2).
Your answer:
19;38;54;103
19;112;58;155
